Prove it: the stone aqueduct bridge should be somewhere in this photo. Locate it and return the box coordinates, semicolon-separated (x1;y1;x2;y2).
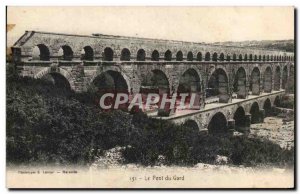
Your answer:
12;31;295;133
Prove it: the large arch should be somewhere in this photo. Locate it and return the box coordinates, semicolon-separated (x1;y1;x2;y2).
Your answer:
263;98;272;117
32;44;50;61
282;66;288;89
233;67;247;99
183;120;200;132
34;67;75;91
263;67;272;93
208;112;228;133
207;68;229;103
234;106;247;132
250;67;260;95
81;46;94;61
250;102;260;124
41;72;72;91
58;45;73;61
274;66;281;91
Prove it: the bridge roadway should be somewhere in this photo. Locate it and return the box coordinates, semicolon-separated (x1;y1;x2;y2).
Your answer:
149;90;285;133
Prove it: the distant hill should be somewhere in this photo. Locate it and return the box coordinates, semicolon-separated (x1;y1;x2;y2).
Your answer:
212;40;294;52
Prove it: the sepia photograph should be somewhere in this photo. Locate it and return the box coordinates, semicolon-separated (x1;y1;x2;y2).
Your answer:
6;6;295;189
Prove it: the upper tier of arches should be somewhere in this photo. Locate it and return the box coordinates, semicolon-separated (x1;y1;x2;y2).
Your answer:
14;31;294;63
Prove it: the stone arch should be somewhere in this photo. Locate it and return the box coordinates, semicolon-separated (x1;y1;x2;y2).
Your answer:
274;96;281;107
274;66;281;91
196;52;202;61
233;67;247;99
205;52;211;61
244;54;248;61
234;106;247;132
263;98;272;117
176;51;183;61
282;66;288;89
32;44;50;61
140;69;170;94
120;48;131;61
207;67;229;103
34;67;75;91
92;70;130;93
187;51;193;61
219;53;225;61
263;55;266;61
238;54;243;61
208;112;228;133
266;55;270;61
258;55;262;61
177;68;202;93
81;46;94;61
226;55;231;61
233;54;237;61
250;102;260;123
164;50;172;61
270;55;273;61
250;67;260;95
212;52;218;61
58;45;73;61
151;50;160;61
137;49;146;61
254;55;257;61
183;119;200;131
263;66;272;93
103;47;114;61
249;54;253;61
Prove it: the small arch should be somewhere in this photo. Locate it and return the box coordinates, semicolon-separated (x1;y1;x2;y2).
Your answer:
120;48;131;61
58;45;73;61
187;52;193;61
263;55;266;61
219;53;225;61
270;55;273;61
233;54;237;61
137;49;146;61
279;56;282;61
164;50;172;61
212;52;218;61
196;52;202;61
238;54;243;61
266;55;270;61
250;102;260;124
103;47;114;61
176;51;183;61
81;46;94;61
183;120;200;131
151;50;160;61
263;98;272;117
258;55;262;61
32;44;50;61
244;54;248;61
254;55;257;61
208;112;228;133
205;52;211;61
249;54;253;61
226;55;231;61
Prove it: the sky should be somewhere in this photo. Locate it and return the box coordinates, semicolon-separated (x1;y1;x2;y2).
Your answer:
7;6;294;47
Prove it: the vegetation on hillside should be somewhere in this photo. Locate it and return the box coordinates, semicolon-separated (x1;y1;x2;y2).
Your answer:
6;67;294;167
